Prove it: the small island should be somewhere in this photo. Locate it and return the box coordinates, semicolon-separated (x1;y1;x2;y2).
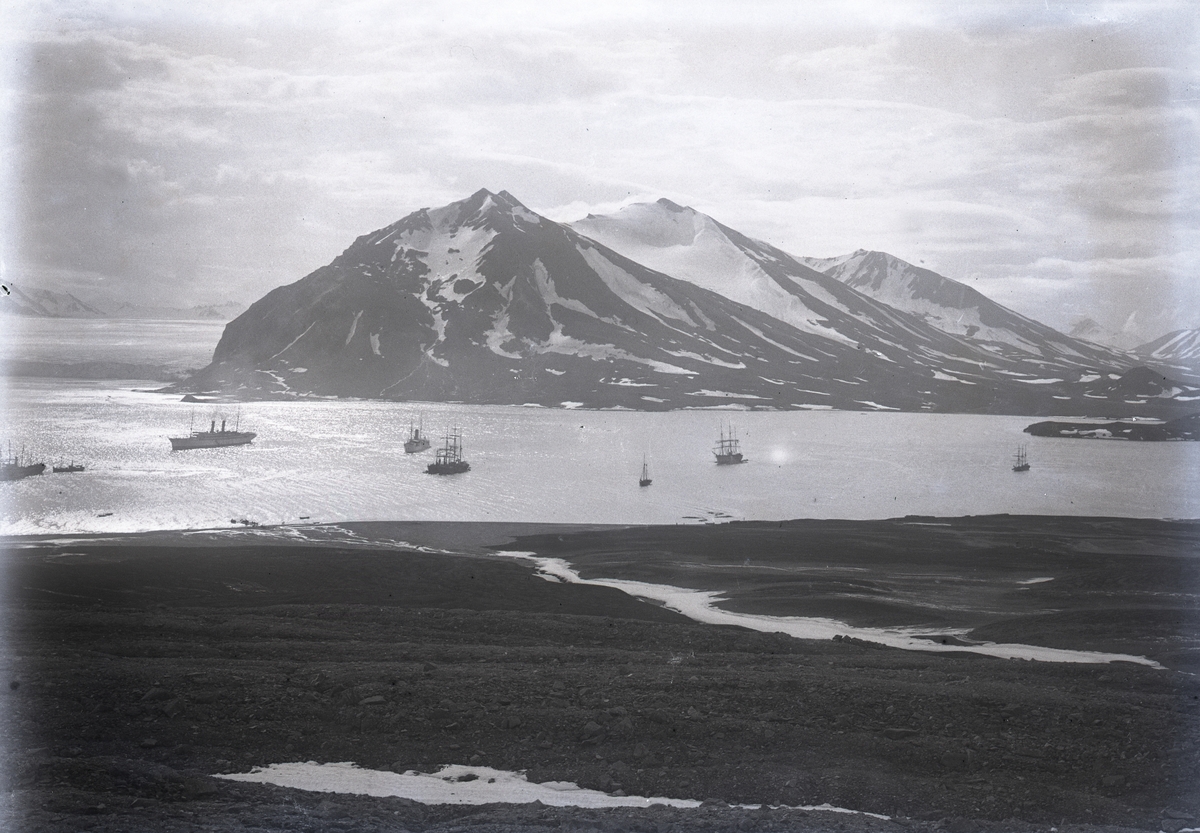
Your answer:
1025;411;1200;440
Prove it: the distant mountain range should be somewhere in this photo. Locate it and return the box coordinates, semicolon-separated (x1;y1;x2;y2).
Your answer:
1130;328;1200;379
179;189;1199;416
0;285;245;321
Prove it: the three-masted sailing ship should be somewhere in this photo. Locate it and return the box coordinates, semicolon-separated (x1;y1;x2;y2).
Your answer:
426;428;470;475
1012;445;1031;472
2;444;46;481
713;423;747;465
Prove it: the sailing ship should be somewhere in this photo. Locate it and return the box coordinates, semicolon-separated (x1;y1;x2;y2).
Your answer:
639;456;652;487
404;417;431;453
426;428;470;475
2;445;46;481
169;412;256;450
1012;445;1031;472
713;423;747;465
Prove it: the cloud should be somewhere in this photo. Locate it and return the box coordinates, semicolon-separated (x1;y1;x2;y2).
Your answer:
1;1;1197;340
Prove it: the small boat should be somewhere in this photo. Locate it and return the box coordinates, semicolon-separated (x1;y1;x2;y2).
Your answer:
404;417;431;453
53;461;85;473
2;445;46;481
1012;445;1031;472
639;456;652;487
713;423;747;465
426;428;470;475
170;411;256;451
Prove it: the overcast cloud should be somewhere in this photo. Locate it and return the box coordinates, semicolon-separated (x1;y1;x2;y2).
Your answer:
2;0;1197;340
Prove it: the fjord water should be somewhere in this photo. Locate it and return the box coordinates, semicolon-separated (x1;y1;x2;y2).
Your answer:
2;318;1197;534
2;375;1197;535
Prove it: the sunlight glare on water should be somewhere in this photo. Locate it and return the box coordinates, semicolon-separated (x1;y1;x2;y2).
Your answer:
2;377;1197;535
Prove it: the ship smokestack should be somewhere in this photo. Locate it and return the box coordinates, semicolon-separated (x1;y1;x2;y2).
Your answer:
221;419;226;432
210;420;216;432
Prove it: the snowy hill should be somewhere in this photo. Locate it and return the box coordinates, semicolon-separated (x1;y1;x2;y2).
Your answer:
1132;328;1200;379
799;250;1128;369
0;286;105;318
183;190;1195;416
0;285;244;321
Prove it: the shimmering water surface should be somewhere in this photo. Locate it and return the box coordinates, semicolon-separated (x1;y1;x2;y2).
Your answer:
2;375;1197;535
2;317;1197;533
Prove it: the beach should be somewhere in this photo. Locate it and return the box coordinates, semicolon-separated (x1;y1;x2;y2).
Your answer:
2;516;1198;832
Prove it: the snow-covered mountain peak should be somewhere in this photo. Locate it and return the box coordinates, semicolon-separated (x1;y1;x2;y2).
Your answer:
575;199;707;251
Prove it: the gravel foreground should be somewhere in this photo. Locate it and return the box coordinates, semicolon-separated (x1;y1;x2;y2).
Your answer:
1;517;1198;832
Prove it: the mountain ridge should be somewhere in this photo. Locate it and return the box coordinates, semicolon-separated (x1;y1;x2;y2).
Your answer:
180;189;1198;416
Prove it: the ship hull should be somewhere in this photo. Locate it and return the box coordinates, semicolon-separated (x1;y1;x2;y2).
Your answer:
714;453;745;465
169;432;256;451
426;461;470;475
404;439;431;453
1;463;46;481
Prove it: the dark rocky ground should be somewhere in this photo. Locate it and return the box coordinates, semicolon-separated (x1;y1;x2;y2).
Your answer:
1;518;1198;832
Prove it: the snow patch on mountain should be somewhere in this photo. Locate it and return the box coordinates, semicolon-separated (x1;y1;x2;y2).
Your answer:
485;312;522;359
574;203;857;347
1136;328;1200;365
529;260;607;323
346;310;363;345
535;325;695;375
578;246;697;327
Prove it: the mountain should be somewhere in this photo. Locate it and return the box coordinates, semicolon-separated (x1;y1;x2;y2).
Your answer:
1132;328;1200;378
1068;317;1145;352
101;301;248;321
798;250;1130;369
182;190;1196;415
0;285;245;321
571;200;979;358
1;286;105;317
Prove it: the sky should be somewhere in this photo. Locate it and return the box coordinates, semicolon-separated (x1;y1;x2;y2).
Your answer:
1;0;1197;341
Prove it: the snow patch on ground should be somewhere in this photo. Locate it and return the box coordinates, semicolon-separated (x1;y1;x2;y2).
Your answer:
495;554;1162;668
216;762;889;818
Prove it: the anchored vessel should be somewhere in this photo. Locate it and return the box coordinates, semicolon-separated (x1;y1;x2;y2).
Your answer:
426;428;470;475
53;462;85;473
2;445;46;481
713;423;747;465
170;414;256;451
1012;445;1031;472
639;456;652;487
404;417;431;453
